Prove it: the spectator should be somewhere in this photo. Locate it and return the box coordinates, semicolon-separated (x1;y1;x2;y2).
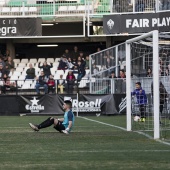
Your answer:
104;51;115;69
35;71;48;95
97;47;101;52
161;0;170;10
58;56;68;71
47;75;55;94
165;68;169;76
85;55;90;69
26;63;35;79
3;49;10;62
79;51;84;59
0;64;8;79
63;49;70;59
109;71;117;78
67;57;74;70
57;74;65;94
0;57;5;67
71;46;79;60
1;75;17;94
115;0;129;12
6;57;15;74
73;60;86;82
38;61;53;78
119;69;126;78
147;68;152;77
92;65;99;76
66;71;75;94
135;0;145;12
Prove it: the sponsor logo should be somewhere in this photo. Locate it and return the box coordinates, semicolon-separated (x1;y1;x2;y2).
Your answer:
119;97;126;113
107;19;114;30
64;97;102;112
25;97;44;113
0;19;17;36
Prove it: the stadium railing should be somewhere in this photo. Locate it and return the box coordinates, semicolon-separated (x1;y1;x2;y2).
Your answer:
0;0;168;17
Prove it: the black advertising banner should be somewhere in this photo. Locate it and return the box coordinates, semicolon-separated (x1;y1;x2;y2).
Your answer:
103;12;170;34
0;18;42;36
18;94;118;115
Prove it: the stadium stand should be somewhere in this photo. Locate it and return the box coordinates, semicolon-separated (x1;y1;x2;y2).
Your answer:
1;57;90;94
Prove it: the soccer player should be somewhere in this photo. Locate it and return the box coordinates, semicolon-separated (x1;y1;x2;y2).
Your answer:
131;82;147;122
29;100;74;134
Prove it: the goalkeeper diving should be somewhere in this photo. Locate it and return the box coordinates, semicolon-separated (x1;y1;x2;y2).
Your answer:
131;82;147;122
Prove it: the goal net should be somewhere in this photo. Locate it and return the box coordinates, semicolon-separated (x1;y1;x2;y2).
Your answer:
126;30;170;140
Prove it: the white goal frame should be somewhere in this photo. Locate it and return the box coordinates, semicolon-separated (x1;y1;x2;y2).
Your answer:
126;30;160;139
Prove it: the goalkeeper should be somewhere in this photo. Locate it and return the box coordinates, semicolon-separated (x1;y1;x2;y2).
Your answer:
131;82;147;122
29;100;74;134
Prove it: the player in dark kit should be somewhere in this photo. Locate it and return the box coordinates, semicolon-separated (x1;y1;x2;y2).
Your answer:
29;100;74;134
131;82;147;122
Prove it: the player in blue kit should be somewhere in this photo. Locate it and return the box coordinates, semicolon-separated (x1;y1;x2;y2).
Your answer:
29;100;74;134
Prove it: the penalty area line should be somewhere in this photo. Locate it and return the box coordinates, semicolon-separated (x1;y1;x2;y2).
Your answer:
78;116;170;146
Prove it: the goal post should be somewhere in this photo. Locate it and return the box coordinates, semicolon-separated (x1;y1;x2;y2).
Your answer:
126;30;160;139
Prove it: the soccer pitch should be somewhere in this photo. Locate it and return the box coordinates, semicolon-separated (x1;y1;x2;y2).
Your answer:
0;116;170;170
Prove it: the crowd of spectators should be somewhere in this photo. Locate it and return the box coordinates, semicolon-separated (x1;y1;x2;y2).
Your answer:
0;46;90;95
33;46;91;94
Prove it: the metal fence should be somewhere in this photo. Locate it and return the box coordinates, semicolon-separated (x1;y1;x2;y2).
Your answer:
0;0;168;17
90;43;125;78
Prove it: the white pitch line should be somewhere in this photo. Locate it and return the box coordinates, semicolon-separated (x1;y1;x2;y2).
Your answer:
78;116;126;131
66;150;170;153
78;116;170;146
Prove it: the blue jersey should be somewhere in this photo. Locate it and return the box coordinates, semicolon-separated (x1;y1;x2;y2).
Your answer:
131;88;147;105
62;110;75;132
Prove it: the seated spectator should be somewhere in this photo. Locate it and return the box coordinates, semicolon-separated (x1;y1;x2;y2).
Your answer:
47;75;55;94
74;60;86;82
135;0;145;12
57;74;65;94
85;55;90;69
1;75;17;94
72;58;77;65
0;64;8;78
147;68;152;77
67;57;74;70
66;71;75;94
58;56;68;71
26;63;35;79
38;61;53;78
109;71;117;78
0;57;5;67
6;57;15;74
35;71;48;95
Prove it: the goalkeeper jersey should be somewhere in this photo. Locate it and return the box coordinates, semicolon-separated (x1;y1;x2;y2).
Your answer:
62;110;75;131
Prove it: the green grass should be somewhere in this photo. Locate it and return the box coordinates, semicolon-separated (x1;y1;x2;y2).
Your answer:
0;115;170;170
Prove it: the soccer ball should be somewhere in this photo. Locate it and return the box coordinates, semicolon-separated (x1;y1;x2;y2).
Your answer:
134;116;140;122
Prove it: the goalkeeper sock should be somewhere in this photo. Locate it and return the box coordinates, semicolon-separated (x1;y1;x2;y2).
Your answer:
38;117;54;129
